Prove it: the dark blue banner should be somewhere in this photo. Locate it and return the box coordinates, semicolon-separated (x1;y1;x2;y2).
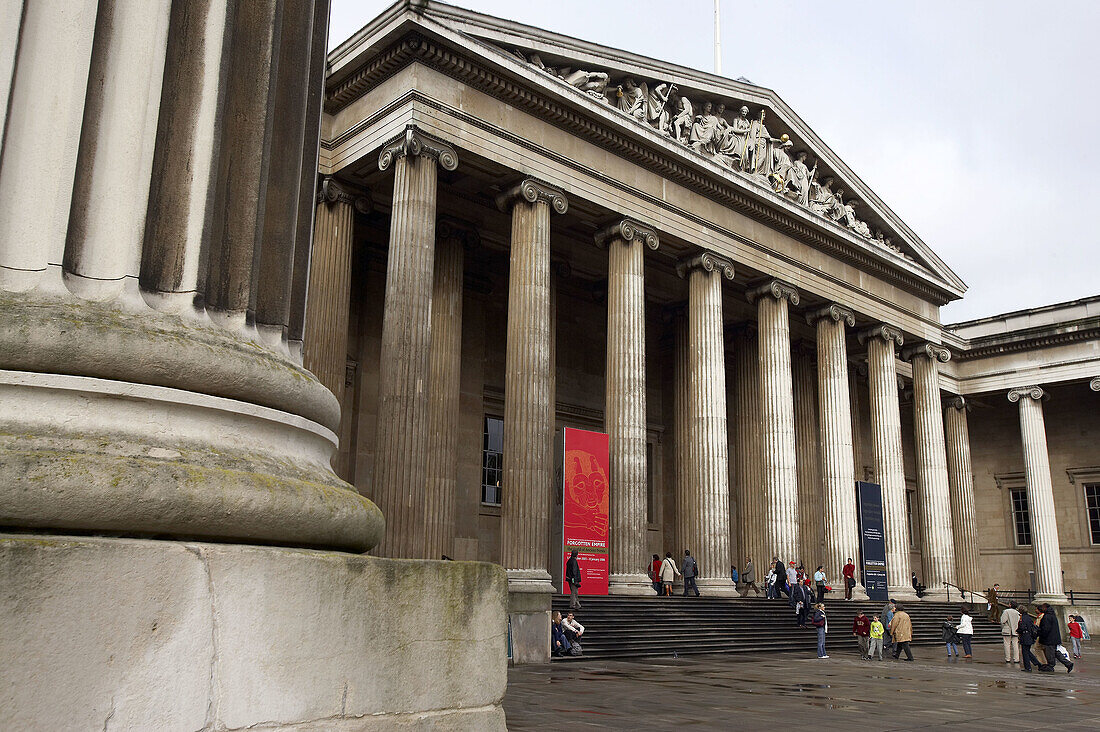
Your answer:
856;481;889;602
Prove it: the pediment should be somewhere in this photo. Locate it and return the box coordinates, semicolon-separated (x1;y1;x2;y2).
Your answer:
327;1;966;302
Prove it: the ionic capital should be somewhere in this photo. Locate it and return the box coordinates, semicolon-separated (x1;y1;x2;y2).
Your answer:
806;303;855;327
495;178;569;214
943;395;969;411
378;125;459;172
594;218;659;250
1008;385;1045;403
676;251;735;280
437;217;480;248
856;324;904;348
1091;376;1100;392
747;279;799;306
317;177;372;214
900;342;951;364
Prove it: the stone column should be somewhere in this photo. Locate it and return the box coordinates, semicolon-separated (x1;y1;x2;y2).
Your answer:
1008;387;1067;603
902;343;956;599
944;396;981;595
302;178;371;402
732;326;765;576
808;304;866;599
677;252;737;596
673;309;691;559
749;280;801;563
372;126;459;559
859;325;916;600
496;179;567;664
424;219;474;561
597;219;659;595
792;343;824;566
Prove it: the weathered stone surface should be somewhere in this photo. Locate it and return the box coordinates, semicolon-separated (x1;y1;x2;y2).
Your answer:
0;535;507;731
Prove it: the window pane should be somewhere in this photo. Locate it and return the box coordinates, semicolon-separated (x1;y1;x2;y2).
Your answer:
1085;484;1100;544
1011;488;1031;546
481;416;503;505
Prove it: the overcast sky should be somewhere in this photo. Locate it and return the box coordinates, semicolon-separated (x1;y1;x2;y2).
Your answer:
330;0;1100;323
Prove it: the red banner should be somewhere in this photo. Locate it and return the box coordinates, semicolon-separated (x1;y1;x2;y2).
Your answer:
561;427;610;596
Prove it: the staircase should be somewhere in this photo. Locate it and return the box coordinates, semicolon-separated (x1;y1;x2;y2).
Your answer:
550;594;1003;661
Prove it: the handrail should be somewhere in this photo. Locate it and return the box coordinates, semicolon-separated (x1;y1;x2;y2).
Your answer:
943;582;983;605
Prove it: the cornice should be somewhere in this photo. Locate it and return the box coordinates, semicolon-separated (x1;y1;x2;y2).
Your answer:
377;124;459;171
676;251;735;280
324;32;959;306
952;319;1100;362
495;178;569;214
900;342;951;364
806;303;855;327
1007;385;1045;403
594;218;659;250
747;279;800;306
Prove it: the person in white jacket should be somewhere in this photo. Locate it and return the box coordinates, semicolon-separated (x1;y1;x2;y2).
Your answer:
956;607;975;658
659;552;680;596
562;612;585;646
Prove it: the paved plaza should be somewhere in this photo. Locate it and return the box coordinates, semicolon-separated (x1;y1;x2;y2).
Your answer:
505;648;1098;730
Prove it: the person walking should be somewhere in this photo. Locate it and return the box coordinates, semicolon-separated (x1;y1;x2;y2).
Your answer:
852;610;871;659
843;558;856;601
1037;602;1073;672
786;562;798;599
659;551;680;597
731;564;740;591
649;554;662;595
773;557;789;599
1068;615;1085;659
681;550;700;597
882;600;897;653
956;606;974;658
942;615;961;658
987;584;1001;623
743;558;760;596
869;615;885;661
813;565;828;604
812;603;829;659
565;549;583;609
1017;607;1042;672
889;603;914;661
791;581;812;627
1000;602;1022;664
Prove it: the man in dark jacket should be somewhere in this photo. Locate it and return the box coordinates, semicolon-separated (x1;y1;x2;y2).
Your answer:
1017;608;1042;672
565;550;582;610
1037;603;1073;672
774;557;789;599
681;550;700;597
790;580;811;626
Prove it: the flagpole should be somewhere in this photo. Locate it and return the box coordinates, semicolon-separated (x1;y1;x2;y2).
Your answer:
714;0;722;75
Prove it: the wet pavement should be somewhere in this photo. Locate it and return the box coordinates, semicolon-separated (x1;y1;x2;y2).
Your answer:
504;646;1098;730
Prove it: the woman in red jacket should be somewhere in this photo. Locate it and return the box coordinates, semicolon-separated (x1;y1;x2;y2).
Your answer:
649;554;662;595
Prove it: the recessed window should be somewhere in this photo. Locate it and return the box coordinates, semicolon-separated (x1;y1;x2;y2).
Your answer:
1011;488;1032;547
1084;484;1100;545
481;416;503;505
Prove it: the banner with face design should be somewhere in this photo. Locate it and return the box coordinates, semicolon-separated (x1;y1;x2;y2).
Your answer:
562;427;610;596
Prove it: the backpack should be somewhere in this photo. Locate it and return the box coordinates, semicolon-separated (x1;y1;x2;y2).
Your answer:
569;642;582;656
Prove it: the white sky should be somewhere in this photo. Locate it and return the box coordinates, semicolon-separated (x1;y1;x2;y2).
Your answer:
329;0;1100;322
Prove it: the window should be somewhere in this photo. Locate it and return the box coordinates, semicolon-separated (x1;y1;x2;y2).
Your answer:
1085;484;1100;545
1011;488;1031;546
905;490;916;548
481;416;503;505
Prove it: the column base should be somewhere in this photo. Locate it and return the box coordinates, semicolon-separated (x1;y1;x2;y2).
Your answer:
608;573;655;596
506;569;554;665
888;586;920;602
849;583;870;601
695;577;740;597
918;587;950;602
0;534;507;730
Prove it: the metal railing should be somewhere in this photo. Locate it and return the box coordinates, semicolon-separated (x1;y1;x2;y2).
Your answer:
943;582;983;605
945;587;1100;607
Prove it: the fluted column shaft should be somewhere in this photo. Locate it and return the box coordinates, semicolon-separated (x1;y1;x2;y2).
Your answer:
944;398;981;593
863;327;915;599
1009;387;1066;602
753;281;800;562
732;327;764;572
498;180;566;589
673;311;691;559
906;346;956;598
811;307;863;596
600;221;657;594
679;254;735;594
425;223;467;561
793;347;823;566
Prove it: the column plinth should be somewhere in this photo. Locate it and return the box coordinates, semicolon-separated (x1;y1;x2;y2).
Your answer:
1008;387;1067;603
677;253;737;596
498;179;567;594
372;126;458;558
859;325;916;600
599;219;659;595
901;343;956;601
809;305;867;600
749;279;800;563
944;397;981;594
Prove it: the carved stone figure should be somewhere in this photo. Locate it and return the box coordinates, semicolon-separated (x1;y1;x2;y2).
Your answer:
809;176;835;215
779;150;812;205
646;82;676;135
560;68;611;100
689;101;721;155
768;137;794;193
671;95;694;143
616;78;646;121
716;105;751;165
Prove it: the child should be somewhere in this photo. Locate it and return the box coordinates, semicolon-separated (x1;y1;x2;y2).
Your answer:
869;615;885;660
942;615;961;658
1068;615;1084;659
